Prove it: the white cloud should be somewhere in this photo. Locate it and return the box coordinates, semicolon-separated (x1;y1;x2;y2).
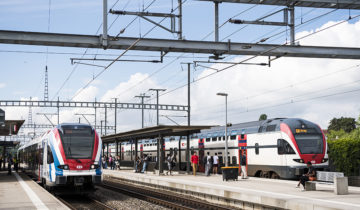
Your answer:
0;83;6;88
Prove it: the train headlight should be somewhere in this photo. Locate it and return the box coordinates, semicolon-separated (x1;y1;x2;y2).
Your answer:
57;164;70;170
321;158;328;163
293;159;304;163
91;164;99;169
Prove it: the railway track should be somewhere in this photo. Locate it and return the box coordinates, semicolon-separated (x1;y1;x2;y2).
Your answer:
102;179;237;210
56;195;115;210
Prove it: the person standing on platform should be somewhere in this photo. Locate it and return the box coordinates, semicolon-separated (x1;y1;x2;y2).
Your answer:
141;154;149;173
166;154;172;175
115;156;120;170
240;151;247;179
204;152;213;176
7;155;13;175
135;156;140;172
0;156;3;170
191;152;199;176
212;153;219;174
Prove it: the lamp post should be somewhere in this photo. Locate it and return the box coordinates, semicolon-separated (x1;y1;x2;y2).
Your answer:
216;92;228;167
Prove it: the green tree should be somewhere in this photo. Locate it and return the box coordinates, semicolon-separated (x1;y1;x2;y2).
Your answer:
259;114;267;121
328;117;356;133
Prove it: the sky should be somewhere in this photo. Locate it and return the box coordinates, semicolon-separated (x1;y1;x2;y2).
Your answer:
1;0;360;140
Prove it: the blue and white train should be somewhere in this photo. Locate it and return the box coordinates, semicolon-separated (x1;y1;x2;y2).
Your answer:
18;123;102;189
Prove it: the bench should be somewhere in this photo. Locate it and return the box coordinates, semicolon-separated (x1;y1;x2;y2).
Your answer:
305;171;348;195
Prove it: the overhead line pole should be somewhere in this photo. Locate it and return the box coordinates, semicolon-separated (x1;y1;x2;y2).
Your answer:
135;94;150;128
149;88;166;125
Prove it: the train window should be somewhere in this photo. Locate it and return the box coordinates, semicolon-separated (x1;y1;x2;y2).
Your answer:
230;135;236;140
218;156;223;165
255;143;259;155
212;137;217;142
277;139;296;155
258;126;264;133
266;125;276;132
232;156;237;164
47;146;54;164
206;138;211;142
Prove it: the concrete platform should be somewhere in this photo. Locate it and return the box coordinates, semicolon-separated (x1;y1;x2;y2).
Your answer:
0;170;69;210
103;169;360;210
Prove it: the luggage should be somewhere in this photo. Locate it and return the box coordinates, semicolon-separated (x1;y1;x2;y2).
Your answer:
221;167;239;181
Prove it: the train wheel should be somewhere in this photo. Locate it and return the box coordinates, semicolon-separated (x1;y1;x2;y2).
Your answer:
271;172;280;179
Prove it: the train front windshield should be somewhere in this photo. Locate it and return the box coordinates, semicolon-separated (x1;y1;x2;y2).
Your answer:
294;134;323;154
60;126;95;159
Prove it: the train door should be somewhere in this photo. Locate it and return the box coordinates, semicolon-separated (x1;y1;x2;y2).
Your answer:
238;133;248;174
42;140;47;181
277;138;288;178
198;138;205;172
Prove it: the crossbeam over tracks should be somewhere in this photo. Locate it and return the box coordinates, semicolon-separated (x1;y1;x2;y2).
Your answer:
0;100;188;112
197;0;360;10
1;30;360;59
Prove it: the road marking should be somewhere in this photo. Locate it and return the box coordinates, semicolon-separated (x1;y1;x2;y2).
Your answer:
14;172;49;210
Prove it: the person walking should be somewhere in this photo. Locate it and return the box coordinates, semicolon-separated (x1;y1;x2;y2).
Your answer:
212;153;219;174
191;152;199;176
240;151;247;179
141;154;149;173
14;158;18;173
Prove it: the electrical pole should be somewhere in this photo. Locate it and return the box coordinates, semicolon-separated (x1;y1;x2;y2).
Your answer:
149;88;166;126
105;105;107;135
44;66;49;101
135;94;150;128
112;98;118;133
186;63;191;174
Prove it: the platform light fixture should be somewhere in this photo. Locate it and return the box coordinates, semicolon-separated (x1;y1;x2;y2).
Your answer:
216;92;229;167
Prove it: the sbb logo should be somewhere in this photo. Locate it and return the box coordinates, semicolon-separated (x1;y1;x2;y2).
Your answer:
76;165;83;169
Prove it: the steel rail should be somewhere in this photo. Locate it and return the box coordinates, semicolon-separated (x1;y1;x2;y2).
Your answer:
102;180;235;210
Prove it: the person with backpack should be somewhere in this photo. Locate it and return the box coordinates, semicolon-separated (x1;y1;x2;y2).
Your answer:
204;152;213;176
166;154;173;175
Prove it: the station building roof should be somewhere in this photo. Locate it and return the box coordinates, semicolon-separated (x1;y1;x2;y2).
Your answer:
102;125;215;143
0;120;25;136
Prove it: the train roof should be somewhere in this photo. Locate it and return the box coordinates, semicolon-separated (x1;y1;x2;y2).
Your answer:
196;118;320;136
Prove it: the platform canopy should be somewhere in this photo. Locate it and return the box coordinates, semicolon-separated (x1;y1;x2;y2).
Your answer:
0;120;25;136
102;125;214;143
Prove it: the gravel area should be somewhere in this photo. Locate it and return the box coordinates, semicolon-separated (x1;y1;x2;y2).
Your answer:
91;186;170;210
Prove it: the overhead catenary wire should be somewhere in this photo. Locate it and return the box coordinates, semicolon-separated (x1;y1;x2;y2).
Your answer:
71;0;188;101
112;2;264;100
192;63;360;113
158;14;360;100
51;0;123;100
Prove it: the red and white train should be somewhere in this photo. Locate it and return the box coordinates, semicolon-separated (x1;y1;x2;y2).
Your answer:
110;118;328;179
18;123;102;189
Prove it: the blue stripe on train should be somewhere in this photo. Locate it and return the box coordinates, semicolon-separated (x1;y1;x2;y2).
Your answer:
49;142;63;176
238;140;247;143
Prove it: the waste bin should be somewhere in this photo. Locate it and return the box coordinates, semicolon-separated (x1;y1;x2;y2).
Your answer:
221;167;239;181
